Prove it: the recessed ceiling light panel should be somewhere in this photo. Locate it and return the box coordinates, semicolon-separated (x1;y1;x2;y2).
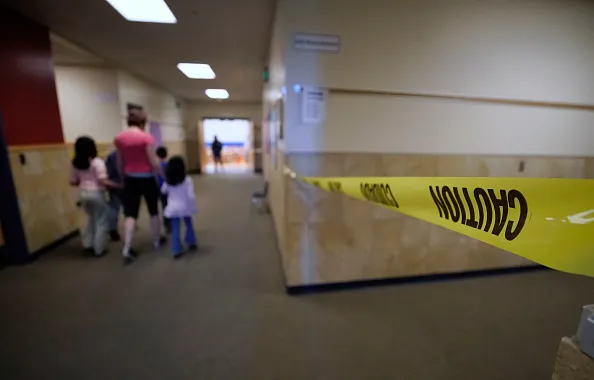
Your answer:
105;0;177;24
205;89;229;99
177;63;216;79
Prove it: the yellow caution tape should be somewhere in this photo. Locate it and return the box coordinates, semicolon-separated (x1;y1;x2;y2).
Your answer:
284;167;594;278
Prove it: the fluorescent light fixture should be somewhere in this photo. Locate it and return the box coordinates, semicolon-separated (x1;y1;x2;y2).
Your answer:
205;89;229;99
105;0;177;24
177;63;216;79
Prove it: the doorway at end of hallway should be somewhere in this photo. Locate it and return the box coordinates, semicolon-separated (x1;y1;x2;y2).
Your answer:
198;118;254;174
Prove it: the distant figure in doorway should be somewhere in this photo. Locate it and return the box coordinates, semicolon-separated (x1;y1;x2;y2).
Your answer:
114;108;167;264
161;155;198;259
211;136;223;172
156;146;172;233
69;136;121;256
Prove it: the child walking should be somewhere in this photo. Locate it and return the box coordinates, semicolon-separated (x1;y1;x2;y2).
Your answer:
161;156;198;258
69;136;121;256
155;146;171;233
105;149;123;241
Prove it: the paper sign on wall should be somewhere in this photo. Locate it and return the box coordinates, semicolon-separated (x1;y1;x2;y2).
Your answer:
301;86;327;124
293;33;340;53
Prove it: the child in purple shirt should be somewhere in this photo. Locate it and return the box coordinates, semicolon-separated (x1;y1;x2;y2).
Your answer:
156;146;171;233
161;155;198;258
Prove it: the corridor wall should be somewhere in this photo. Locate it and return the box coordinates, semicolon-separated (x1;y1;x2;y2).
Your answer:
55;66;122;145
263;0;289;257
117;70;186;159
0;7;79;255
269;0;594;286
53;45;188;161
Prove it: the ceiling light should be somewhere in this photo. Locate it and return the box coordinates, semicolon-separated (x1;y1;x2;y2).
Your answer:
205;89;229;99
105;0;177;24
177;63;216;79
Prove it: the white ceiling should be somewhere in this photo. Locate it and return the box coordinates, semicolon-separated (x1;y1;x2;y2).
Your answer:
1;0;276;103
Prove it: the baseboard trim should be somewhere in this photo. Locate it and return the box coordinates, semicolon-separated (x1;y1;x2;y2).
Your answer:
28;229;80;263
286;265;547;295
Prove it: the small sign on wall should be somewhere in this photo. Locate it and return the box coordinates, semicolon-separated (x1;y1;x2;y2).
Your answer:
301;86;328;125
293;33;340;53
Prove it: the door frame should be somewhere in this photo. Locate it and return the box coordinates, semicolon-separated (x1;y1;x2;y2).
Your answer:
198;117;254;173
0;113;29;266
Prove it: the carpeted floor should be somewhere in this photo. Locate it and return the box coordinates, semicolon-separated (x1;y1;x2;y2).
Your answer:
0;173;593;379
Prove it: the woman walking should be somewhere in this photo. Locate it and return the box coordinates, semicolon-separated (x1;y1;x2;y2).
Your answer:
115;109;166;264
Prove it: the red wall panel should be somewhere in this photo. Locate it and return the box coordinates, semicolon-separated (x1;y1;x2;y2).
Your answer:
0;7;64;146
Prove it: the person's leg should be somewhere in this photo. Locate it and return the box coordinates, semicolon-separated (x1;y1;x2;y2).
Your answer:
183;216;197;250
170;217;182;257
92;195;109;255
80;195;95;252
122;177;141;261
160;194;171;233
142;177;165;248
107;193;121;241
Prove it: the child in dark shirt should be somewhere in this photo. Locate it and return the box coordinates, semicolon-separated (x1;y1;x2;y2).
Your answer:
105;149;123;241
156;146;171;233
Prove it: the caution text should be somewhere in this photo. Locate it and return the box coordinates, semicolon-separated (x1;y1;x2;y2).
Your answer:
360;183;399;208
429;186;528;241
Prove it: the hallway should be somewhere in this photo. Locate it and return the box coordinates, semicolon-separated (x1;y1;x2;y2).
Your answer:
0;174;593;379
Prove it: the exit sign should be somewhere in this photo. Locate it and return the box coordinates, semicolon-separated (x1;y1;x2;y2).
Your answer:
263;66;269;83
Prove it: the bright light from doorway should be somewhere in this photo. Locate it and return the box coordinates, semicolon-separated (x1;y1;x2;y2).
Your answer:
105;0;177;23
205;89;229;99
177;63;216;79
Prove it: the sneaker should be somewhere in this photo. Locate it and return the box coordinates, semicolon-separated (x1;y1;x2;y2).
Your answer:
153;236;167;249
94;249;107;257
83;247;94;255
173;252;183;260
122;247;136;265
188;244;198;252
109;230;121;242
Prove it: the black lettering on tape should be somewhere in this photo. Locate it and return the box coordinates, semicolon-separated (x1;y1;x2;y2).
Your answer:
488;189;508;237
385;184;399;208
505;189;528;241
430;185;527;240
474;188;492;232
360;182;399;208
462;188;479;228
328;181;342;193
442;186;460;223
429;186;449;219
453;187;467;224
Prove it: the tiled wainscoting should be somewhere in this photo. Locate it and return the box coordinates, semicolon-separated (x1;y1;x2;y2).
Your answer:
8;145;80;253
275;152;594;287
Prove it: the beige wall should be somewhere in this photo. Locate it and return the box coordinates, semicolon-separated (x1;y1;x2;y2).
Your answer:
117;70;185;143
280;0;594;155
55;64;186;144
55;66;122;143
268;0;594;286
54;58;187;163
262;1;290;254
